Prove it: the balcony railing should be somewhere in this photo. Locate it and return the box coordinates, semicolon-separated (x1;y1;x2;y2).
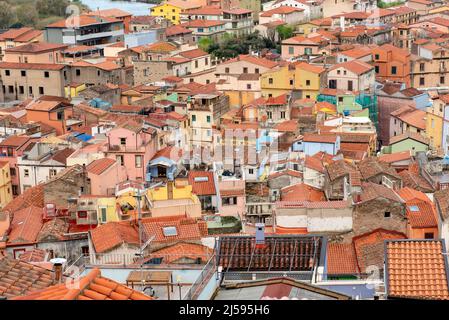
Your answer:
183;255;216;300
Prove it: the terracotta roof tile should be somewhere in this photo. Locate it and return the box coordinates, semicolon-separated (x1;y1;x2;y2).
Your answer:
188;171;216;196
326;243;360;275
399;170;434;193
358;157;401;180
378;151;412;164
389;132;429;145
144;242;213;264
0;62;65;71
260;6;304;17
280;183;325;202
7;206;43;244
90;222;140;253
86;158;117;175
386;240;449;300
329;60;374;75
2;184;45;214
142;216;208;243
359;182;404;204
13;268;154;300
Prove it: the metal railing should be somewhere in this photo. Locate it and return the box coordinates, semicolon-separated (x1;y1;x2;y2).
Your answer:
183;255;216;300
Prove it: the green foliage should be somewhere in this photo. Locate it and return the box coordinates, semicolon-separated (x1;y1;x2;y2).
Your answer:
206;32;277;59
198;37;214;52
0;0;88;29
276;25;294;42
377;0;403;8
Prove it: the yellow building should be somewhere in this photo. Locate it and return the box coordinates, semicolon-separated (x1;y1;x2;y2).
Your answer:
293;62;325;100
0;161;12;209
146;180;202;218
296;18;332;36
260;62;324;100
150;0;203;24
65;83;86;98
426;98;445;155
97;197;119;224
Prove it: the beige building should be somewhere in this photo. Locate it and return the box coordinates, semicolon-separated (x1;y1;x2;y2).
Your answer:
3;42;68;64
0;27;43;61
0;62;70;102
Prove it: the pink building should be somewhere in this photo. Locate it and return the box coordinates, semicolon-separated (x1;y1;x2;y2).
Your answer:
0;135;36;197
218;178;246;217
103;125;157;182
86;158;127;196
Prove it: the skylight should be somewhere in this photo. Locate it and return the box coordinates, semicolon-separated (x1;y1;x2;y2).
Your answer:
408;205;420;212
162;226;178;237
194;176;209;182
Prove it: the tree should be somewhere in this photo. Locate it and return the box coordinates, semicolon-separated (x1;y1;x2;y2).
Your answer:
276;25;294;42
0;1;15;29
16;4;39;27
198;37;214;52
36;0;71;17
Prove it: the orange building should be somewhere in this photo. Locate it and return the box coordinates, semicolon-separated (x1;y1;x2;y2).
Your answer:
372;44;411;87
25;97;76;135
397;187;439;239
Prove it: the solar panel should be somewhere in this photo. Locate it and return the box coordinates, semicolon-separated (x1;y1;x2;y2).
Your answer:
162;226;178;237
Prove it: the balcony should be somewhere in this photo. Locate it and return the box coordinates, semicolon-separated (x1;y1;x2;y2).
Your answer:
76;29;124;41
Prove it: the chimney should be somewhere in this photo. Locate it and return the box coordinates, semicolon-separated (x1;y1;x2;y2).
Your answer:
50;258;66;284
255;223;265;249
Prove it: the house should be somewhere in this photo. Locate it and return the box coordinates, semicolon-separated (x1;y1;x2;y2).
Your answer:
352;182;406;239
188;171;217;213
281;35;329;60
0;161;12;209
386;132;429;155
384;239;449;300
0;135;36;197
268;170;303;201
0;27;43;61
259;6;305;25
371;44;411;86
86;9;133;34
302;133;340;156
146;180;202;218
3;42;68;64
357;157;402;189
407;0;442;15
378;151;413;171
70;59;133;87
17;145;75;193
321;0;375;18
180;20;227;43
150;0;205;25
397;187;438;239
324;159;360;200
0;62;71;102
86;158;127;196
146;146;184;181
264;0;323;20
103;124;157;182
25;98;77;136
390;105;427;141
327;60;375;92
303;152;333;188
45;15;125;46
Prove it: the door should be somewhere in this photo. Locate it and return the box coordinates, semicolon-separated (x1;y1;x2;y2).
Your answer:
347;80;353;91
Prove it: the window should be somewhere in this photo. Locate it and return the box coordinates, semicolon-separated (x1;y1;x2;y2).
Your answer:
21;70;26;77
246;84;252;89
10;168;15;176
116;155;124;166
375;66;379;73
441;76;445;84
391;66;397;74
289;46;294;54
8;86;13;93
347;80;353;91
268;78;273;84
77;211;87;219
195;60;198;68
163;226;178;236
135;155;142;168
384;211;391;218
120;138;126;145
19;86;24;94
76;69;81;76
289;79;293;85
29;86;33;95
57;110;63;120
225;67;230;73
419;63;425;72
206;115;211;123
39;87;44;95
243;67;248;73
49;169;57;178
255;68;259;74
192;114;196;122
24;169;29;178
281;111;285;119
306;80;310;86
5;70;10;76
100;207;107;223
249;168;254;174
267;111;272;119
419;77;425;86
375;54;379;60
425;232;434;239
337;70;341;75
222;196;237;206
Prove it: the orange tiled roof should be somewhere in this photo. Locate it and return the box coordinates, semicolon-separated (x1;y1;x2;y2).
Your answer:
326;243;360;275
142;216;208;243
281;183;325;202
86;158;117;175
182;19;226;28
8;206;44;244
165;25;192;36
90;222;139;253
145;242;213;264
386;240;449;300
0;62;65;71
13;268;153;300
2;184;45;214
178;48;208;59
260;6;304;17
188;171;216;196
378;150;412;164
47;15;121;28
329;60;374;75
